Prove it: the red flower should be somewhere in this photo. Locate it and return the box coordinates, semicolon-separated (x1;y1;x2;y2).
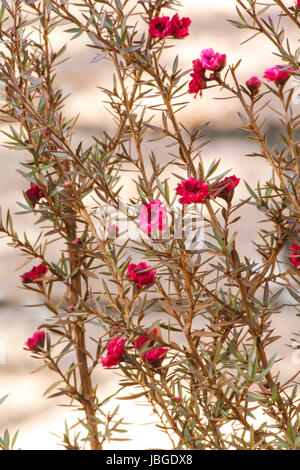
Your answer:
142;347;168;368
127;262;157;287
263;65;294;85
200;48;226;72
20;263;48;284
289;243;300;269
296;0;300;8
188;59;207;98
246;76;262;95
101;336;126;368
176;177;210;204
213;175;240;202
133;328;158;349
25;184;43;207
24;330;45;352
171;14;191;38
149;16;172;38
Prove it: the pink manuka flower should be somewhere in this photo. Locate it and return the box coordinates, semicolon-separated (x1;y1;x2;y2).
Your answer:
176;177;210;204
213;175;240;202
25;184;43;207
246;76;262;95
142;347;168;368
101;336;126;368
200;48;226;72
133;328;158;349
20;264;48;284
139;200;167;235
149;16;172;38
171;14;191;38
263;65;294;84
24;330;45;352
289;243;300;269
127;262;157;287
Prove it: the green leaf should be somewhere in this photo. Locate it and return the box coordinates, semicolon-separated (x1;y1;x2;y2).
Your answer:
254;354;276;382
0;394;8;406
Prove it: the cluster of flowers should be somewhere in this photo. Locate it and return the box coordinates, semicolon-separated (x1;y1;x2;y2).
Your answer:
176;175;240;204
22;11;300;364
148;12;294;98
149;14;191;39
189;48;227;97
133;328;168;367
24;242;300;353
138;175;240;234
189;54;295;99
244;65;295;98
101;328;167;369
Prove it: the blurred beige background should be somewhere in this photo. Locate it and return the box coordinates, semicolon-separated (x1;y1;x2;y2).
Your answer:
0;0;299;449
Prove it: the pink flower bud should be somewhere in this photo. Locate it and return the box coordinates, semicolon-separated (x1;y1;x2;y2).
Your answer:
142;347;168;368
24;330;45;352
25;184;43;207
212;175;240;202
246;76;262;95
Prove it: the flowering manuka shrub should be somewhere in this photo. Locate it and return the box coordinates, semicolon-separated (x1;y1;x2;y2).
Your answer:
0;0;299;451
